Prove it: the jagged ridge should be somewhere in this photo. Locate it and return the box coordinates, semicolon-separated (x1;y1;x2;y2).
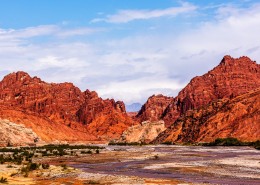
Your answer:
153;88;260;143
137;56;260;127
0;71;137;144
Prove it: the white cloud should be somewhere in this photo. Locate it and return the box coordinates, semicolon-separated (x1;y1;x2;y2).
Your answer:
56;28;100;37
35;56;88;70
0;25;98;42
0;25;58;41
91;2;197;23
0;2;260;105
175;3;260;57
97;76;185;104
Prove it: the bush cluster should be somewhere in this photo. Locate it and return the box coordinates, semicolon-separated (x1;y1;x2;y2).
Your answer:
0;177;7;183
0;144;104;162
203;138;260;149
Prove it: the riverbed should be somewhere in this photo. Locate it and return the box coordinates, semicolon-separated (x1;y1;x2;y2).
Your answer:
70;145;260;185
1;145;259;184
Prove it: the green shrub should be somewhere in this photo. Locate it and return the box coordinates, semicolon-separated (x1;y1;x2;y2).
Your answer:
252;140;260;150
61;164;67;170
10;172;17;177
0;177;7;183
21;162;39;173
29;163;39;171
154;155;159;160
215;138;242;146
204;138;243;146
203;138;260;149
21;166;28;173
42;163;50;169
81;150;92;154
162;141;174;145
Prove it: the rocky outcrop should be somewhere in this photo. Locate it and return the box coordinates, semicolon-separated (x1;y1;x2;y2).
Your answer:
118;120;166;143
137;56;260;127
136;94;174;125
0;71;137;143
0;106;96;143
0;71;84;124
0;55;259;145
153;88;260;143
0;119;41;147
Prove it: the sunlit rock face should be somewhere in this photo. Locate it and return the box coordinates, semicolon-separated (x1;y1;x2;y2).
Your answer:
136;94;174;126
138;56;260;127
153;88;260;143
0;71;137;143
0;55;259;145
0;119;40;147
117;120;166;143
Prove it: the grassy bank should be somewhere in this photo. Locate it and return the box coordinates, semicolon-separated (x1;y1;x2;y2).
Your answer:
202;138;260;149
0;144;104;164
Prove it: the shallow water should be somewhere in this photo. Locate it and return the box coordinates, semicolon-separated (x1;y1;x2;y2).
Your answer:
72;145;260;185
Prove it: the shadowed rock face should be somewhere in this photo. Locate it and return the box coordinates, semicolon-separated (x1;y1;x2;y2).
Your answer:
153;88;260;143
137;56;260;127
0;72;137;143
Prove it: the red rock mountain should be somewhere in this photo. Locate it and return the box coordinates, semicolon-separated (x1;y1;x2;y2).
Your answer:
137;56;260;127
0;55;259;145
153;88;260;143
0;72;136;144
136;94;174;122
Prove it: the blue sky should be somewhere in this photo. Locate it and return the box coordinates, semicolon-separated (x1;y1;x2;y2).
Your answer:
0;0;259;104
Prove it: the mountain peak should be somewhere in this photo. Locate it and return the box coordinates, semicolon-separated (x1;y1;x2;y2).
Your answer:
138;55;260;127
220;55;233;63
4;71;31;81
220;55;255;66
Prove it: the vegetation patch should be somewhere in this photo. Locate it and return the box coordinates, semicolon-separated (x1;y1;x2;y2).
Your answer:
0;177;7;183
0;144;104;163
203;138;260;149
161;141;175;145
81;150;92;154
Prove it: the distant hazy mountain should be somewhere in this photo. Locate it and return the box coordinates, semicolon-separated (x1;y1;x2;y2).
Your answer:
126;103;142;112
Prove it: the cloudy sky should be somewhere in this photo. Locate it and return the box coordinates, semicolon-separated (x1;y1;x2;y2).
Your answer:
0;0;260;104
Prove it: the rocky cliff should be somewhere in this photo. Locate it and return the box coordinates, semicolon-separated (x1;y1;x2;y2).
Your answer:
0;55;259;145
136;94;174;125
0;72;137;144
153;88;260;143
137;56;260;127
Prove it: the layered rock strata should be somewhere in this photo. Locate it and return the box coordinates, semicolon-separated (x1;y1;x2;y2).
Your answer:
0;72;137;143
137;56;260;127
153;88;260;143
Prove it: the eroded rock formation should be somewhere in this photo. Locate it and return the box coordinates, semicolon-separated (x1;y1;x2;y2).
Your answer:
137;56;260;127
0;55;259;145
118;120;166;143
0;72;137;143
153;88;260;143
136;94;174;125
0;119;40;147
